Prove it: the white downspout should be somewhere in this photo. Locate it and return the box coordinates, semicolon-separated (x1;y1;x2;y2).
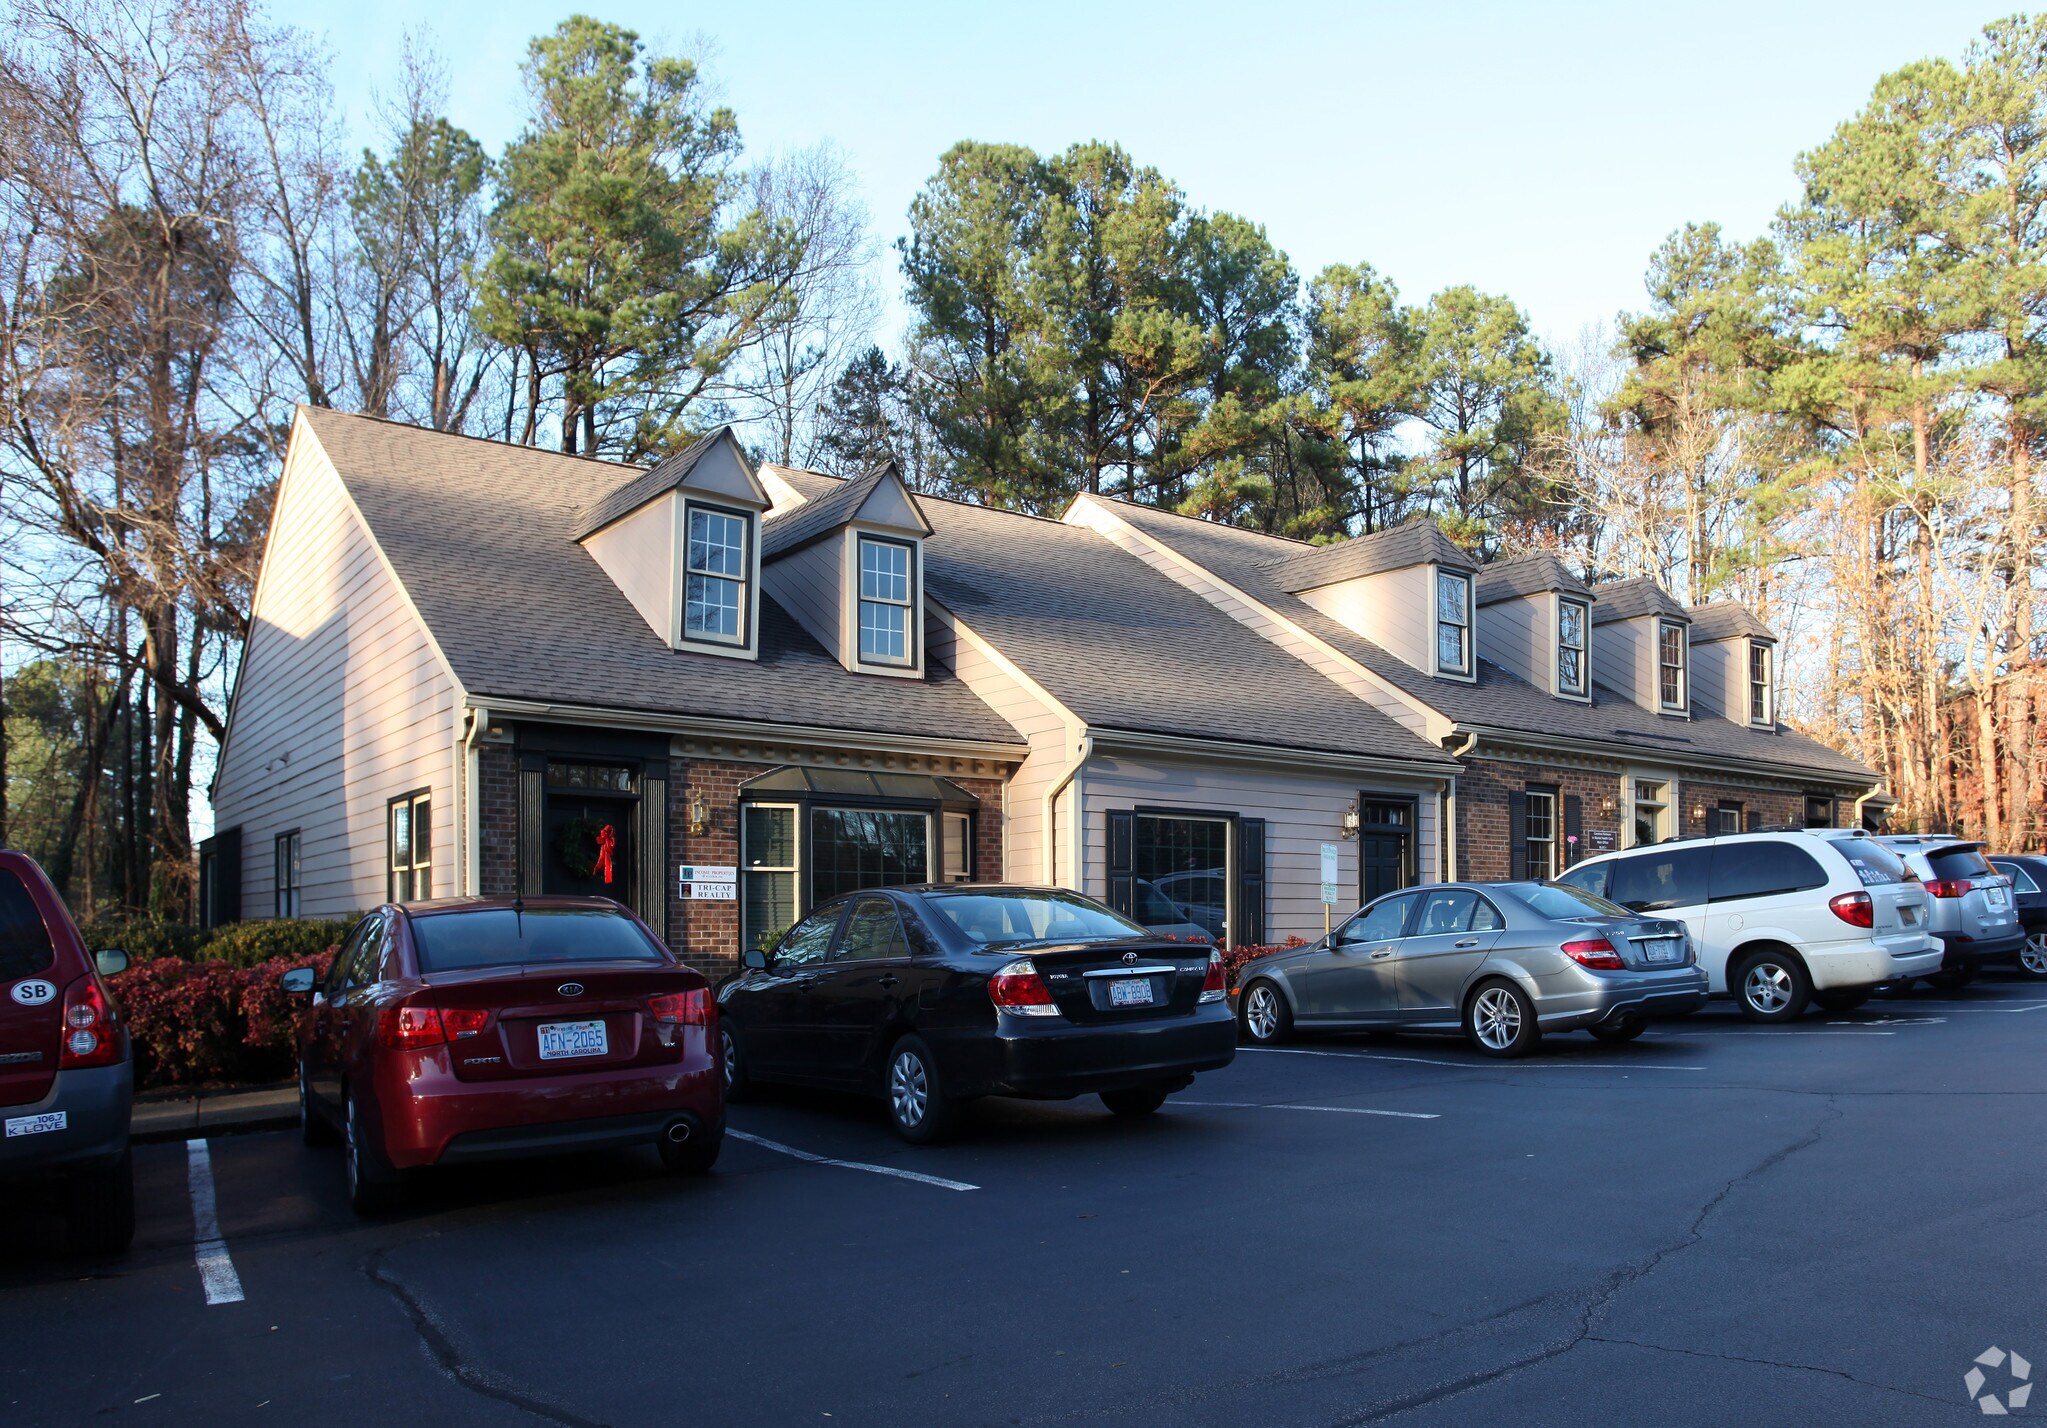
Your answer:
1443;728;1478;883
461;708;487;896
1852;784;1883;832
1043;729;1093;888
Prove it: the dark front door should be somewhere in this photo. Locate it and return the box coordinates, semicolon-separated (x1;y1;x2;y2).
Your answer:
1356;798;1415;903
544;794;636;901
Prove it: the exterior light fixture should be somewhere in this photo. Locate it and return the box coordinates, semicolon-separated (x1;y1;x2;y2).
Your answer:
1340;799;1360;840
686;789;712;838
1691;802;1707;826
1600;795;1616;816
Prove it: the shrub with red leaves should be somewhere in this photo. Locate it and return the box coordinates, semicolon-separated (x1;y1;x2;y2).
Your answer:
109;951;329;1088
1219;937;1310;990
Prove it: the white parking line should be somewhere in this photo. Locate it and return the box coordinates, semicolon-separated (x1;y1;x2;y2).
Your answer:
727;1130;978;1192
1238;1046;1706;1072
1179;1100;1440;1120
185;1139;244;1306
1647;1029;1898;1037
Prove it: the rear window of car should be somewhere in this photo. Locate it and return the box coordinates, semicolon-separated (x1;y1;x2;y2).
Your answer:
409;908;668;972
1925;846;1995;881
926;890;1147;946
1835;840;1911;886
0;868;55;980
1521;884;1631;920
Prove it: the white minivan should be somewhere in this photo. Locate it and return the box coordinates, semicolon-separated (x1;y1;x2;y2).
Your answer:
1555;830;1941;1021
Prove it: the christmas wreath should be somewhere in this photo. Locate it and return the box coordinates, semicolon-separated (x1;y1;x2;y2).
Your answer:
557;816;619;884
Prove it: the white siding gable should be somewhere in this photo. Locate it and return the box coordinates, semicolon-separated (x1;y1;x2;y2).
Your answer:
582;493;677;645
1295;565;1432;673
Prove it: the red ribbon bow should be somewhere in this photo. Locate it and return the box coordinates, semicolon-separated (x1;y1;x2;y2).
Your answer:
594;824;616;885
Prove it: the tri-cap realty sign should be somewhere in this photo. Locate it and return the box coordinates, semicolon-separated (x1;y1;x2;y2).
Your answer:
678;865;737;900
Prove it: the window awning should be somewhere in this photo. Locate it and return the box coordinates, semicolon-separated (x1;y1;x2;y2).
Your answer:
738;766;978;809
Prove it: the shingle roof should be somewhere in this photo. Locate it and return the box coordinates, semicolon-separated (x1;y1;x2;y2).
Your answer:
1096;500;1875;783
760;461;895;558
1261;517;1477;592
1590;576;1690;625
769;469;1459;768
300;409;1024;747
570;427;728;541
1689;602;1777;644
1475;551;1593;607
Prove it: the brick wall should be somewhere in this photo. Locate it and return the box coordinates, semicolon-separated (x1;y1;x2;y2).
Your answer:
664;759;763;977
477;742;519;896
1457;757;1624;880
1672;779;1811;835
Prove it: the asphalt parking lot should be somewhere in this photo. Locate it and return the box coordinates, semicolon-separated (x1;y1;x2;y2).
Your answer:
4;978;2045;1427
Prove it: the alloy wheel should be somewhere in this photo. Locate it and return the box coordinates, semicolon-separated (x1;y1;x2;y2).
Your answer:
1473;986;1522;1051
1744;962;1793;1014
720;1028;738;1092
2022;933;2047;977
890;1050;929;1129
1245;985;1279;1041
344;1101;363;1198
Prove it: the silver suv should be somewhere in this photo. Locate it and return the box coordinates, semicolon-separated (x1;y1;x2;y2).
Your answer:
1875;837;2023;988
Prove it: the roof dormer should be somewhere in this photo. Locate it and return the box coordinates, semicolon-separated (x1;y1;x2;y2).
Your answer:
1689;602;1779;728
573;427;770;660
760;460;933;679
1262;518;1480;682
1474;553;1594;702
1590;576;1691;717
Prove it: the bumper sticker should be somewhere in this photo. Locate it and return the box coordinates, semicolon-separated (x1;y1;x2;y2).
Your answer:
5;1111;67;1137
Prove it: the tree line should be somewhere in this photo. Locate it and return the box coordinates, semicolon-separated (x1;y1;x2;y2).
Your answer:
1;2;2041;922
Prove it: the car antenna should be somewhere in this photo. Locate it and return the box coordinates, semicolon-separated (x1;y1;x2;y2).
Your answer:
513;895;524;937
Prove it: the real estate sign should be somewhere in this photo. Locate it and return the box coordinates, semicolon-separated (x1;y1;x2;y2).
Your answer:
678;865;738;900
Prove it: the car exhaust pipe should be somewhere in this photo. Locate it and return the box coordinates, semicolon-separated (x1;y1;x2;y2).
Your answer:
663;1119;693;1145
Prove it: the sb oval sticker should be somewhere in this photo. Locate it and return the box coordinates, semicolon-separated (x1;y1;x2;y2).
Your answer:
9;980;57;1007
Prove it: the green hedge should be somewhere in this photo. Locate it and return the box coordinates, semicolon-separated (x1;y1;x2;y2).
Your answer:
79;916;354;968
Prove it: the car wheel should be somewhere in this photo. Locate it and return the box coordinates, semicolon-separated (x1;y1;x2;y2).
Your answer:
886;1035;957;1145
1100;1084;1172;1117
1465;979;1540;1058
344;1090;403;1216
2022;933;2047;979
1588;1016;1645;1043
1239;980;1292;1046
65;1146;135;1257
1733;949;1811;1022
1813;989;1871;1013
299;1063;337;1146
1928;967;1978;992
720;1025;753;1104
657;1121;723;1175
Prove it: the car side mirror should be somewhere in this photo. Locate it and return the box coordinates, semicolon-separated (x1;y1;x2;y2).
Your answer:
94;948;129;978
741;948;769;972
281;967;318;995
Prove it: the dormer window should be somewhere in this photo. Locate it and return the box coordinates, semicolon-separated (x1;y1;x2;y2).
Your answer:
856;534;916;667
1658;620;1688;712
1748;641;1773;725
1557;597;1589;698
1435;569;1473;677
683;502;752;646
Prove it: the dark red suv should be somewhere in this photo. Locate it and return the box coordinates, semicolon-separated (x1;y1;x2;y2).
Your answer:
0;851;134;1254
286;896;722;1213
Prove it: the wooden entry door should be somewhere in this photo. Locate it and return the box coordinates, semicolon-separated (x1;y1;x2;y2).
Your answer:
1356;798;1414;903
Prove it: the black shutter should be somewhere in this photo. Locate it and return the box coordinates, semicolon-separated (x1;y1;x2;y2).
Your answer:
1508;792;1529;881
1236;818;1267;948
519;768;545;894
201;828;241;929
1106;810;1135;919
1563;795;1583;868
640;775;668;939
1745;806;1760;832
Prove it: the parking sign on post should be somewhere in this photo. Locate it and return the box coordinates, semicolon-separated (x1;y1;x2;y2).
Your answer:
1320;843;1340;934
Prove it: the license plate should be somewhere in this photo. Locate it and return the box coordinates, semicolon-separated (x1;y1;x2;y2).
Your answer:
1644;939;1680;964
5;1111;66;1138
1901;904;1919;925
1108;977;1154;1007
537;1020;608;1060
1987;886;2008;908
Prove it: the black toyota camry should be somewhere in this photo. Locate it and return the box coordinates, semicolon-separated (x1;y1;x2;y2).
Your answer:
716;885;1236;1142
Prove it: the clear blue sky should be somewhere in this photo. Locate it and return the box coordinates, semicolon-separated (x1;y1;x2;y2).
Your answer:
303;0;1998;347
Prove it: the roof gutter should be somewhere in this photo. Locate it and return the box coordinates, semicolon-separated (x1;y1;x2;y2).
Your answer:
1043;730;1094;886
1449;722;1873;790
471;696;1030;763
1087;727;1458;781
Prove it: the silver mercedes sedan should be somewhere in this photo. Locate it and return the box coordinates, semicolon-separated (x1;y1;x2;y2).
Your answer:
1237;882;1708;1058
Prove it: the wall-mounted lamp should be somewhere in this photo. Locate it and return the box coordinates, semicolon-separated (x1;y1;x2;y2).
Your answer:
1339;799;1360;840
1691;802;1707;826
686;789;712;838
1600;795;1616;817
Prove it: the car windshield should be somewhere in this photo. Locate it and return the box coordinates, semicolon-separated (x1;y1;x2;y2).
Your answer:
1837;839;1911;886
925;890;1149;946
410;907;667;972
1522;883;1631;920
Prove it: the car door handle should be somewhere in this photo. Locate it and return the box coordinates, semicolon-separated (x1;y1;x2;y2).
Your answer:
1455;938;1480;949
1369;948;1395;960
877;975;900;988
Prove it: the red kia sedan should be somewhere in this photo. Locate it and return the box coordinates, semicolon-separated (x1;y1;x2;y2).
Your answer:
286;896;721;1213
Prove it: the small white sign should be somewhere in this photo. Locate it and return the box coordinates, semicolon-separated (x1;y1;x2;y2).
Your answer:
678;865;738;901
1320;843;1341;906
9;979;55;1007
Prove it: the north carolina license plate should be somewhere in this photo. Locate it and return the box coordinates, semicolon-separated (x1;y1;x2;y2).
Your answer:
1987;886;2008;908
1108;977;1154;1007
1644;939;1681;964
5;1111;66;1138
537;1020;608;1060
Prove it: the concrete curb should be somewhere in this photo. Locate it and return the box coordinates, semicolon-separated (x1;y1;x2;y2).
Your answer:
131;1085;299;1143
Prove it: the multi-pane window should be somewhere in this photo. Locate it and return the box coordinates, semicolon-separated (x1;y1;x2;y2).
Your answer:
1436;570;1472;676
1657;621;1687;711
684;505;748;644
1525;790;1557;879
274;831;301;919
387;792;431;902
810;808;930;903
1748;642;1772;724
942;811;972;882
1557;598;1588;696
857;536;914;666
741;804;798;954
1714;802;1745;835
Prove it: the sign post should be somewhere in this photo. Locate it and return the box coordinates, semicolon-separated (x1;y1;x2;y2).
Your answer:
1319;842;1341;936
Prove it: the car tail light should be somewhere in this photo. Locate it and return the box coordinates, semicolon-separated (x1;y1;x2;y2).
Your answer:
649;989;710;1025
988;958;1060;1017
440;1007;489;1040
1829;891;1875;927
1561;938;1625;970
1199;950;1227;1003
58;977;122;1069
378;1004;446;1050
1923;879;1973;899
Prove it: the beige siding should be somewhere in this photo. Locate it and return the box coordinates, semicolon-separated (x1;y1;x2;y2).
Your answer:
1477;594;1546;688
1691;637;1737;722
1594;617;1649;706
1079;753;1443;944
763;537;843;660
211;430;461;920
1297;565;1431;671
580;492;675;645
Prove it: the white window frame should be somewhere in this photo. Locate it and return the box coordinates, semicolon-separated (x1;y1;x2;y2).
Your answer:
1657;620;1688;713
941;811;973;882
1748;640;1773;726
1525;789;1558;880
740;802;800;953
681;500;752;649
274;830;301;919
854;534;917;669
1556;596;1590;700
387;791;431;903
1434;567;1474;679
1627;775;1670;849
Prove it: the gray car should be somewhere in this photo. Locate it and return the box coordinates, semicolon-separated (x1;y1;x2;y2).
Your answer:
1876;837;2024;987
1236;882;1708;1058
